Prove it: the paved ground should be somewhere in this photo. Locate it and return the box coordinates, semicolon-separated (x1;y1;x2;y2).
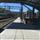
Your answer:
0;17;40;29
13;17;21;23
6;17;40;30
0;17;40;40
0;29;40;40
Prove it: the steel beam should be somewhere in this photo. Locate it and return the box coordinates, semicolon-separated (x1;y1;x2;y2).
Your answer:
20;2;23;22
23;4;31;10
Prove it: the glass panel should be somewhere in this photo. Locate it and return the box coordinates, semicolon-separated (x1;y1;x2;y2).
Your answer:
0;3;21;12
34;8;40;24
0;3;21;21
23;5;33;24
0;2;40;29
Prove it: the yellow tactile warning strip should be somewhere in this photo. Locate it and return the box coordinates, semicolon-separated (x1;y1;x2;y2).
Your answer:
0;29;40;40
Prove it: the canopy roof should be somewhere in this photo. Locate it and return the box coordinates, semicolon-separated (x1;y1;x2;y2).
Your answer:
0;0;40;10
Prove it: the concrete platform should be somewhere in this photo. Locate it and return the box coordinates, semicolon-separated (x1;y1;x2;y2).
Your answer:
13;17;21;23
6;17;40;29
0;29;40;40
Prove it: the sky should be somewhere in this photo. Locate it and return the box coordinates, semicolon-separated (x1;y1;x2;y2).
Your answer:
0;3;39;12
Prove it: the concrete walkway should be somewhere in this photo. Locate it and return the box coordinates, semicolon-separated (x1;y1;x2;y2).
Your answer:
6;17;39;29
0;29;40;40
13;17;21;23
0;17;40;40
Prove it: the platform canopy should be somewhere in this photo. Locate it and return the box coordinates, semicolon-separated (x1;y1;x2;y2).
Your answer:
0;0;40;10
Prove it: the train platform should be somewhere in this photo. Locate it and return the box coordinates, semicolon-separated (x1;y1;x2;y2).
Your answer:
0;17;40;40
3;17;40;30
0;29;40;40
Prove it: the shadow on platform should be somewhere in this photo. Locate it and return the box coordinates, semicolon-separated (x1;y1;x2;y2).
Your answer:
6;23;40;30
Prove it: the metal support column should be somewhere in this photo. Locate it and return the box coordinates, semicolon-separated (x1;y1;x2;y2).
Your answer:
20;2;23;23
33;7;35;24
33;7;34;15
